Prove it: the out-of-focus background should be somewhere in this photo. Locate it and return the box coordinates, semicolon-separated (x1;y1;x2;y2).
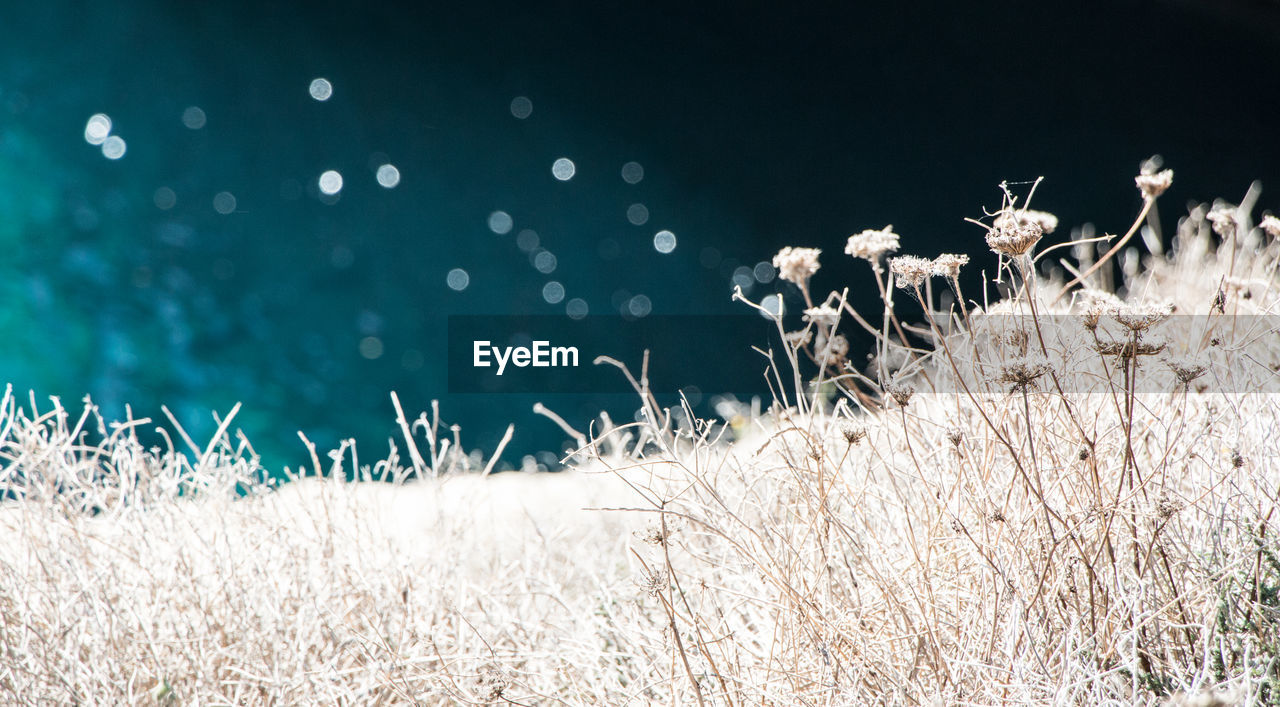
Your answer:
1;1;1278;471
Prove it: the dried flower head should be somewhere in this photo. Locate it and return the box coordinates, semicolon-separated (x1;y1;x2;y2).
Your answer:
1135;169;1173;199
785;329;813;348
1155;495;1181;520
802;304;841;328
817;332;849;360
997;355;1052;392
993;209;1059;235
889;255;931;289
773;246;822;286
1093;337;1168;359
1111;302;1173;332
1080;304;1105;332
1206;204;1238;238
845;225;900;262
635;523;671;546
841;424;867;445
638;567;669;597
946;428;963;446
1166;355;1208;385
985;221;1043;257
1002;328;1031;355
475;666;510;702
1076;291;1124;331
885;381;915;407
930;253;969;279
1261;214;1280;238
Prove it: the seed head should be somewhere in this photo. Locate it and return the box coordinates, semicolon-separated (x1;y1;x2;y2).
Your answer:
845;225;900;262
636;523;671;546
1166;355;1208;385
889;255;931;289
986;221;1043;257
1261;214;1280;239
1093;337;1168;359
785;329;813;348
1206;204;1238;238
1080;305;1104;332
802;304;841;328
885;381;915;407
817;332;849;360
997;355;1052;392
929;253;969;280
993;209;1059;235
639;568;669;597
1111;302;1173;332
1135;169;1173;199
475;667;509;703
841;424;867;445
773;246;822;286
1002;328;1031;355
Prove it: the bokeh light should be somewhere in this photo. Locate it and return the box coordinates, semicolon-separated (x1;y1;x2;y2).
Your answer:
566;298;589;320
627;294;652;317
533;250;557;274
551;157;575;181
375;163;400;188
446;268;470;291
760;294;783;317
516;229;539;252
487;210;513;234
101;136;126;160
358;336;384;360
626;203;649;225
318;170;344;196
83;114;110;145
153;187;177;210
653;229;677;254
213;191;237;214
620;161;644;184
181;106;206;129
308;77;333;101
509;96;533;119
542;281;565;304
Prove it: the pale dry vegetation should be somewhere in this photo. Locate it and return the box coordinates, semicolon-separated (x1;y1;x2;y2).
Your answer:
2;165;1279;705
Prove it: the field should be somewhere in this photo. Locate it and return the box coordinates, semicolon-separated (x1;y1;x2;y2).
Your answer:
2;172;1278;705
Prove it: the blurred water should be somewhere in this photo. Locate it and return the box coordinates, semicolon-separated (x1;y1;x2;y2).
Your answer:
1;1;1277;471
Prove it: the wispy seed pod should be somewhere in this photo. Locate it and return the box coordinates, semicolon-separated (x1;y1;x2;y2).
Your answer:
1135;169;1173;199
842;425;867;445
985;221;1043;257
885;381;915;407
772;246;822;286
844;225;901;262
889;255;931;290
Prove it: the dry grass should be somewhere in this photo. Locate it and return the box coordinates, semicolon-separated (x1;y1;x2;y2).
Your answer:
2;168;1278;705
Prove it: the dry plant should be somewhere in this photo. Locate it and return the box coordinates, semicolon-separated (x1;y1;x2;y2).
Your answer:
2;163;1279;705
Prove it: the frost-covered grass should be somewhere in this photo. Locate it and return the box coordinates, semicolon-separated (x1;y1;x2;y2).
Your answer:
2;168;1279;705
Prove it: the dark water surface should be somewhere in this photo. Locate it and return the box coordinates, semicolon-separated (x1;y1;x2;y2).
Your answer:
2;1;1278;470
